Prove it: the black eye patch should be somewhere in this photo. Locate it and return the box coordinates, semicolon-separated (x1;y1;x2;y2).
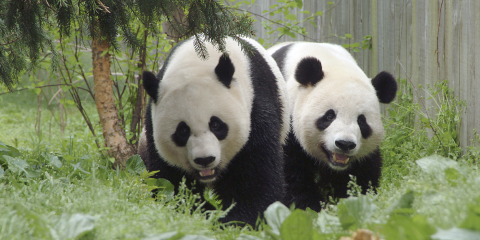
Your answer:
316;109;336;130
172;121;190;147
209;116;228;140
357;114;372;139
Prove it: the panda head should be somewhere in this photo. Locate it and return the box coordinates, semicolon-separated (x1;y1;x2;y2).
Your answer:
143;50;252;183
292;57;397;170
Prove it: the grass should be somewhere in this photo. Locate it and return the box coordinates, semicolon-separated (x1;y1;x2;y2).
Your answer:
1;79;480;240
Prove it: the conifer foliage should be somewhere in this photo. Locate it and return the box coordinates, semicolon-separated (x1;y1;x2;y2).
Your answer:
0;0;254;167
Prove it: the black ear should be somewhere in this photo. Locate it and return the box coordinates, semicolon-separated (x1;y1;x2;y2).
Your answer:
371;71;397;103
143;71;160;103
215;53;235;88
295;57;324;86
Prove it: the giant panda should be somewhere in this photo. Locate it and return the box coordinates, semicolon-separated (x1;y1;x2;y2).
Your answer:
267;42;397;211
138;36;290;226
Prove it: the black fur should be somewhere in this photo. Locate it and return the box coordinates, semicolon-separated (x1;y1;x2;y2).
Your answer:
215;53;235;88
141;39;285;227
357;114;372;139
143;71;160;103
271;43;293;77
294;57;324;86
171;121;190;147
371;71;398;103
209;116;228;140
282;131;382;211
316;109;336;131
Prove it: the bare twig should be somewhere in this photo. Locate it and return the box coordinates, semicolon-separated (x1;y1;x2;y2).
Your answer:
397;59;448;156
0;34;21;45
0;83;74;95
96;0;111;13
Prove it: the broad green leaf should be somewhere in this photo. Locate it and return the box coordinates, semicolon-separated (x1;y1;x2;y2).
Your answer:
155;178;175;200
0;165;4;178
420;117;429;124
379;214;436;240
264;201;291;235
44;153;63;169
280;209;312;240
317;211;341;233
70;163;90;174
416;155;465;179
285;14;297;21
337;195;377;230
126;154;146;175
389;190;415;212
3;155;29;174
431;227;480;240
49;213;95;240
345;33;353;38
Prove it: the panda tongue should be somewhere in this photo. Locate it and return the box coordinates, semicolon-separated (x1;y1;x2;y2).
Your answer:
200;169;214;177
333;153;349;164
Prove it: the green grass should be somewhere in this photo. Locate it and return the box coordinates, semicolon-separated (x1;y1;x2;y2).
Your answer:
1;80;480;240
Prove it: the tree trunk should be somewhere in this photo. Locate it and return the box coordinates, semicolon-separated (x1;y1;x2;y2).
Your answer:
92;34;134;169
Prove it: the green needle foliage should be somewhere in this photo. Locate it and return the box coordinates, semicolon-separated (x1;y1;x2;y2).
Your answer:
0;0;254;90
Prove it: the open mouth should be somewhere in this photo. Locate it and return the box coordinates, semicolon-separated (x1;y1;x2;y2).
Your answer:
196;168;219;181
321;145;350;168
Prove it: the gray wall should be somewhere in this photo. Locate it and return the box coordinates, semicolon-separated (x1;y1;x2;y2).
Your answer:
234;0;480;149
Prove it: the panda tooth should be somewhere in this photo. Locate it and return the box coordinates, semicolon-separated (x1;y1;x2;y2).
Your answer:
211;169;215;175
199;171;204;177
345;158;349;163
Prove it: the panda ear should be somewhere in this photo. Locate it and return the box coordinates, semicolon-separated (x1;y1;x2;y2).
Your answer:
215;53;235;88
371;71;397;103
295;57;324;86
143;71;160;103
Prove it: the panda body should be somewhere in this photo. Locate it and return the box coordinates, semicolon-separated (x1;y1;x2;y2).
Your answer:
139;37;289;226
267;42;397;211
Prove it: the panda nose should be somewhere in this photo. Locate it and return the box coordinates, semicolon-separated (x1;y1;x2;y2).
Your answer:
194;156;215;167
335;140;356;151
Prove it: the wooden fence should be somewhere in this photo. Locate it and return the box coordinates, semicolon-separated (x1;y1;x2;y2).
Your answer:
235;0;480;149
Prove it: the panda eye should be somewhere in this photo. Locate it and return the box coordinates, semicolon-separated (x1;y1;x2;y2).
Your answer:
211;121;220;131
357;115;367;126
209;116;229;140
179;127;189;136
326;114;334;121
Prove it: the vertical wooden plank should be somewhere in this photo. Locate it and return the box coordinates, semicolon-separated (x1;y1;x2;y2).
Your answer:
371;0;378;76
474;0;480;148
425;0;438;124
405;0;413;83
393;0;404;79
352;0;362;67
458;0;469;150
466;0;476;149
376;0;384;73
383;0;395;73
362;0;371;76
410;0;419;92
436;0;446;83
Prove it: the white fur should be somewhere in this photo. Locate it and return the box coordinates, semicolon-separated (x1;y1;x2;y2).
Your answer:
268;42;384;170
150;37;288;180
